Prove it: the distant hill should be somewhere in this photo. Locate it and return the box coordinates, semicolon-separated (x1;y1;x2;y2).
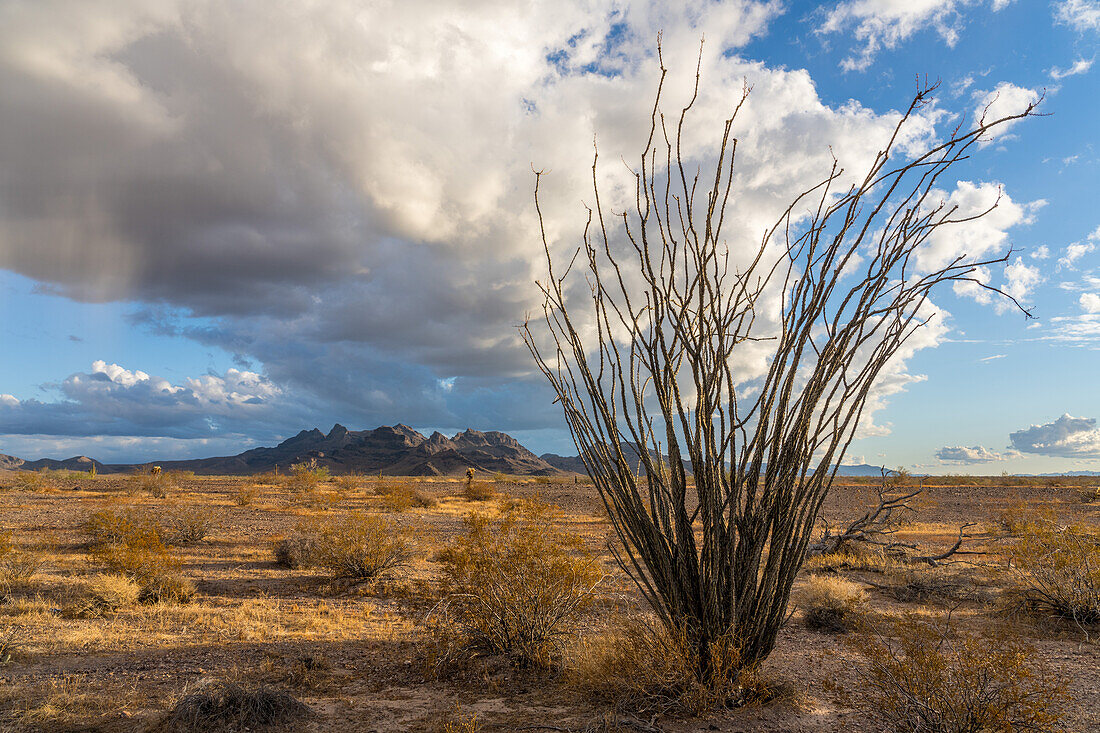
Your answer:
0;424;559;477
0;453;105;472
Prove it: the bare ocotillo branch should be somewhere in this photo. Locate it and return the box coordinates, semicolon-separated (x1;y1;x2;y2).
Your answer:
521;40;1039;685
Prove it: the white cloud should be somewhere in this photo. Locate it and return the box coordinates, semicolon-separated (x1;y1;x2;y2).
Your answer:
1059;242;1096;269
979;354;1006;361
935;444;1009;463
998;256;1042;313
1081;293;1100;313
1010;413;1100;457
973;82;1041;143
1055;0;1100;32
917;181;1041;275
0;361;293;439
1030;245;1050;260
818;1;1011;72
1049;57;1094;79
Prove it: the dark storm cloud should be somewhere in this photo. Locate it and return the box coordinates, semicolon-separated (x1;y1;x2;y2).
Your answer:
1;1;1030;447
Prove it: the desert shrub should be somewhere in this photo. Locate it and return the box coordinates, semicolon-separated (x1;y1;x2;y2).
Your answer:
138;573;196;604
375;479;436;512
273;530;323;570
1009;522;1100;628
161;682;312;731
83;505;190;602
430;499;601;670
995;501;1058;537
83;505;164;549
463;481;495;502
333;474;363;494
70;573;141;618
855;615;1066;732
1078;486;1100;504
315;513;413;580
251;470;283;486
287;461;330;492
7;470;54;492
569;615;774;716
162;505;215;545
132;470;177;498
800;575;866;633
275;514;412;581
235;484;260;506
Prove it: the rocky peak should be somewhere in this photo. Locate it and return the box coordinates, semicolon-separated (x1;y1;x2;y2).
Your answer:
326;423;349;440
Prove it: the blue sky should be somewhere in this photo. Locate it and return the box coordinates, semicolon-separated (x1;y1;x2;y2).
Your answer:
0;0;1098;473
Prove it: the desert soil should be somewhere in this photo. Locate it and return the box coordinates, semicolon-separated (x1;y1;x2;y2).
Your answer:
0;471;1097;732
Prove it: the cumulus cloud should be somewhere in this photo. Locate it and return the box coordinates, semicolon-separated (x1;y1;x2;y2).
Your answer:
935;444;1011;463
1058;226;1100;269
0;1;1039;451
1030;245;1050;260
1081;293;1100;313
817;0;1010;72
1049;57;1094;79
0;361;300;440
1055;0;1100;31
973;82;1041;143
916;181;1041;275
1010;414;1100;457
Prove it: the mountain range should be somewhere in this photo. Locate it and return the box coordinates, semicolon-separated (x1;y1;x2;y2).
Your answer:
0;423;918;478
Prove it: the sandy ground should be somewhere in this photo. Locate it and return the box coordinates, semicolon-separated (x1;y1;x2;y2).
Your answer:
0;471;1097;732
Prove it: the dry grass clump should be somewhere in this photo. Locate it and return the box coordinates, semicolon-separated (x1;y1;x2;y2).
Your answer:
162;505;215;545
429;499;600;671
0;626;16;665
138;573;196;604
0;532;41;593
803;543;902;574
855;615;1066;732
569;615;777;716
69;573;141;618
374;479;436;512
1008;521;1100;630
800;575;867;633
159;682;312;732
435;705;482;733
274;514;413;581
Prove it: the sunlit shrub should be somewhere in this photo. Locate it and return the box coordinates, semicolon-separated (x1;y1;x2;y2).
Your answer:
374;479;436;512
70;573;141;618
287;461;330;492
854;615;1066;732
1009;522;1100;627
274;514;413;582
430;499;600;670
